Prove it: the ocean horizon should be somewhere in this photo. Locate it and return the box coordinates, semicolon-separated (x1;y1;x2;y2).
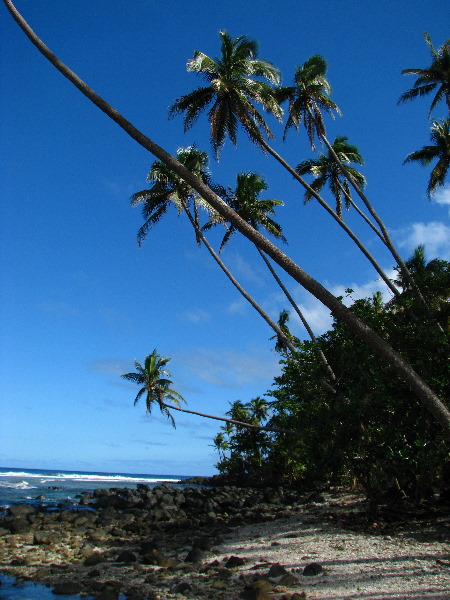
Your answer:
0;466;204;599
0;466;199;512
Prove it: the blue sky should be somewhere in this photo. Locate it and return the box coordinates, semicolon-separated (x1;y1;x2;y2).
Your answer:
1;1;449;476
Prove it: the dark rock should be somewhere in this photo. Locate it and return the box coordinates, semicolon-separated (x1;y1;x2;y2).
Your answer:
185;546;206;563
84;552;108;566
172;581;192;593
225;555;247;568
302;562;323;576
115;550;138;563
267;562;289;577
8;504;36;517
8;517;31;534
53;581;83;595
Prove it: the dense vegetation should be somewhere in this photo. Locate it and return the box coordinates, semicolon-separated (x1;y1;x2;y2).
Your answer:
214;246;450;500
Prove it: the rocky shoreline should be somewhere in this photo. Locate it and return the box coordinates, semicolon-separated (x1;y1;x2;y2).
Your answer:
0;483;449;599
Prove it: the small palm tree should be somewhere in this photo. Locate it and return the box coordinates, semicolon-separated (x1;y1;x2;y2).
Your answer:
276;54;341;150
122;350;185;427
296;135;366;218
398;33;450;115
169;30;282;158
403;118;450;198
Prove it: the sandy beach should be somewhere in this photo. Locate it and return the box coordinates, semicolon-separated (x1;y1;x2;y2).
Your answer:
1;487;449;599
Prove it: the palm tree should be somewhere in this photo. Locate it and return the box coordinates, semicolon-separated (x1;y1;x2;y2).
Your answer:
206;171;337;382
205;171;286;251
121;350;185;427
7;0;450;433
398;33;450;115
132;150;298;356
131;145;218;246
403;118;450;198
296;135;366;218
276;54;341;150
169;30;282;158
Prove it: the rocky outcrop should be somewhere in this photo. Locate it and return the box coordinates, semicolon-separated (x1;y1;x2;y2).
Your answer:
0;483;310;599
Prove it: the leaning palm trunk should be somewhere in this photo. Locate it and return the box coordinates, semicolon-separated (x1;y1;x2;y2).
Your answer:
255;245;337;381
307;106;437;327
181;203;293;354
163;403;295;434
5;0;449;435
258;139;404;301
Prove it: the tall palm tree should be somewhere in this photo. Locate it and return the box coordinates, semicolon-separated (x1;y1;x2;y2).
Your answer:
121;350;185;427
276;54;341;150
403;118;450;198
296;135;366;218
169;30;282;158
276;56;426;309
169;34;421;316
7;0;450;433
398;33;450;115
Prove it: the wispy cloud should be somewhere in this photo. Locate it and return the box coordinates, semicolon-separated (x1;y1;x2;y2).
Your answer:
178;347;279;388
91;359;132;375
395;221;450;260
180;309;211;323
432;185;450;214
227;251;266;286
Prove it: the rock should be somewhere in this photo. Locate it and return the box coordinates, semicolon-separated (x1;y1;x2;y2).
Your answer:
302;562;323;576
84;551;108;566
225;555;247;568
115;550;137;563
53;581;83;595
240;589;272;600
34;531;63;545
267;563;289;577
185;546;206;563
172;581;192;593
8;517;31;534
280;573;300;586
8;504;36;517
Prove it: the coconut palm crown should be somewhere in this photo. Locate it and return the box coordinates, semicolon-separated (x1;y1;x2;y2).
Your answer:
296;135;366;218
169;30;282;158
204;171;286;251
131;146;221;246
398;33;450;115
276;54;341;150
122;350;185;427
403;118;450;198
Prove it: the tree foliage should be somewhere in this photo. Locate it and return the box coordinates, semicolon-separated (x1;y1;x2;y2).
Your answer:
216;249;449;499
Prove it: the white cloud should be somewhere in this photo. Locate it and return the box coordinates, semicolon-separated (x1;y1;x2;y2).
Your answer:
227;298;248;315
395;221;450;260
432;185;450;214
91;359;131;375
178;347;279;388
181;309;211;323
227;251;266;286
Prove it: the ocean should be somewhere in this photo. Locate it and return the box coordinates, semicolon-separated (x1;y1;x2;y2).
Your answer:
0;466;197;599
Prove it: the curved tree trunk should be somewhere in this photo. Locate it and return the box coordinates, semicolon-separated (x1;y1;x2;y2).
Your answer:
163;403;295;434
255;245;337;381
259;139;403;301
5;0;450;435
